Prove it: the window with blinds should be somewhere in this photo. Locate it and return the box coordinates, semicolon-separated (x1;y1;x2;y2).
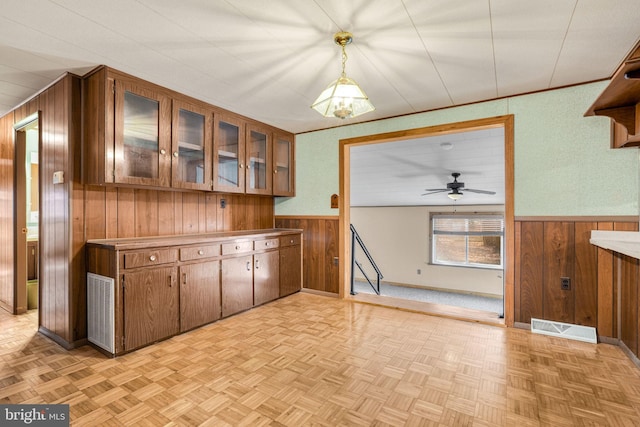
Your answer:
431;213;504;269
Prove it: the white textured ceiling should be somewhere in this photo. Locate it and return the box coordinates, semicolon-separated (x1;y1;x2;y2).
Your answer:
0;0;639;135
350;127;505;207
1;1;639;207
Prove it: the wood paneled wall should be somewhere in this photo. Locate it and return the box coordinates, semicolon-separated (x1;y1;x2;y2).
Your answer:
0;112;15;313
275;216;339;294
515;221;599;326
515;219;640;354
84;189;274;240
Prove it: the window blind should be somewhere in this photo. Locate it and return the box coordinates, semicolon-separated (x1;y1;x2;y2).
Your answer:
432;214;504;236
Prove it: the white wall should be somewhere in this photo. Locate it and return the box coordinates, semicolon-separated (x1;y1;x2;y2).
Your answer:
351;205;504;297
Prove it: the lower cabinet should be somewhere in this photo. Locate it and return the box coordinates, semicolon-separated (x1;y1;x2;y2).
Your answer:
254;250;279;306
221;255;254;317
180;261;221;332
279;235;302;297
86;229;302;356
123;266;179;351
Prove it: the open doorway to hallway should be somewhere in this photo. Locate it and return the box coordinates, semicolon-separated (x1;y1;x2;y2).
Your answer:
14;114;40;316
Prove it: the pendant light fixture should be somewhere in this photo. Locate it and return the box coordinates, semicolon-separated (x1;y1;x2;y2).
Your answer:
311;31;375;119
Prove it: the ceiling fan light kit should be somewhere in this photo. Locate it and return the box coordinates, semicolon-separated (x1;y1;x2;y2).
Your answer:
311;31;375;119
448;190;463;200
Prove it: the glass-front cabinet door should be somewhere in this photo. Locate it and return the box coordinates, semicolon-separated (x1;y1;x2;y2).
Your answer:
246;124;272;195
114;80;171;187
171;100;212;191
213;114;245;193
273;133;294;196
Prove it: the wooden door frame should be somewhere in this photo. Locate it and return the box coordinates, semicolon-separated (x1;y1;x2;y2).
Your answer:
13;112;40;314
338;115;515;327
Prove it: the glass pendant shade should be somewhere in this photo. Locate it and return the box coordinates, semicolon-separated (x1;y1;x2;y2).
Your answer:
448;191;463;200
311;31;375;119
311;75;375;119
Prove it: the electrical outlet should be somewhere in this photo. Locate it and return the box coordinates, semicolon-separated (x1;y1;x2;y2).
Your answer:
560;277;571;290
220;198;226;209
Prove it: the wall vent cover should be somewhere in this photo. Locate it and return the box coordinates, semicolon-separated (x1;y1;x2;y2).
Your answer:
87;273;115;353
531;318;597;344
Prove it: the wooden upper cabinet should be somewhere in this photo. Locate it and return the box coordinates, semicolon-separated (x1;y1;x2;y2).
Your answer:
83;66;294;194
172;100;213;191
246;124;272;195
585;41;640;148
273;132;295;197
114;80;172;187
213;114;245;193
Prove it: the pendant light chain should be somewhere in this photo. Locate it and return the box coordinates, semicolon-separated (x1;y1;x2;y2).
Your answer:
341;43;348;78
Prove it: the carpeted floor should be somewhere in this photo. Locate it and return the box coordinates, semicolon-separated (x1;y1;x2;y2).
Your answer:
352;281;504;316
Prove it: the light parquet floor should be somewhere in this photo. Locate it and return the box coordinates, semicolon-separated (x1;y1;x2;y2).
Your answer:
1;292;640;426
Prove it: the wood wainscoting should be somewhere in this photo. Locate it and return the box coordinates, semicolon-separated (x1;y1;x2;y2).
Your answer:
276;214;640;360
515;217;640;360
275;216;339;294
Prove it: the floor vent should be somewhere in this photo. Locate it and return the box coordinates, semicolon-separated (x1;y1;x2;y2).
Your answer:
531;318;597;344
87;273;115;353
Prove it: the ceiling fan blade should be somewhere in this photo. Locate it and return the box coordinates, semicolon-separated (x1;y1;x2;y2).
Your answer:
421;190;448;196
464;188;496;195
423;188;447;192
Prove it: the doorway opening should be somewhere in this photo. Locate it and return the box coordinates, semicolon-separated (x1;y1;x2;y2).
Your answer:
339;115;515;326
14;113;39;315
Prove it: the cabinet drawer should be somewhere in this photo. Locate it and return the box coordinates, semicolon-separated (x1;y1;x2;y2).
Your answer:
221;241;253;255
180;244;221;261
124;248;178;269
279;234;301;247
254;238;279;251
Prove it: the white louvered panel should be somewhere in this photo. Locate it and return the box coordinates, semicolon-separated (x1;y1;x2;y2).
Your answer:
87;273;115;353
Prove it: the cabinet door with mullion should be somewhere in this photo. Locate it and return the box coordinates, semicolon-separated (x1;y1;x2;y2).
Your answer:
123;266;179;351
273;132;294;196
179;261;221;332
114;80;172;187
246;124;272;195
171;100;212;191
213;114;245;193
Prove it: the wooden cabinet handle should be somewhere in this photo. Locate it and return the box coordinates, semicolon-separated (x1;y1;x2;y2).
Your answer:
265;242;269;246
255;259;260;269
290;239;294;244
246;261;251;271
239;164;244;169
160;149;166;155
173;151;179;157
168;275;173;287
235;245;240;250
149;255;157;262
182;273;187;284
198;249;204;255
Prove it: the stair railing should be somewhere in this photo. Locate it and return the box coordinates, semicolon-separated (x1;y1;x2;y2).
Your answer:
350;224;383;295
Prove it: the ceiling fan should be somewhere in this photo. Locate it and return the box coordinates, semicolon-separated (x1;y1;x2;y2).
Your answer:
422;172;496;200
